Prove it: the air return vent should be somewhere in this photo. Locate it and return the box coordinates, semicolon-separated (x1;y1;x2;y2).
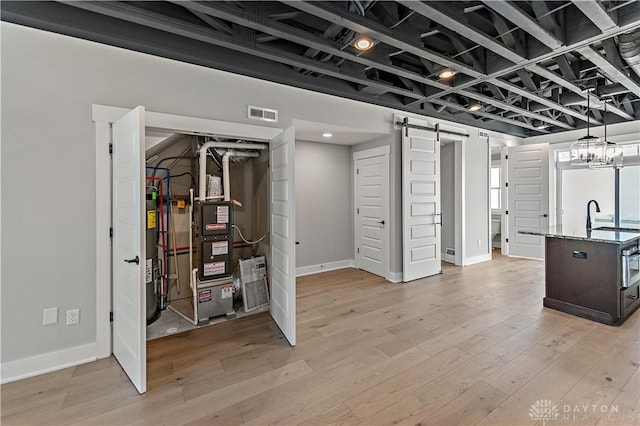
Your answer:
248;105;278;123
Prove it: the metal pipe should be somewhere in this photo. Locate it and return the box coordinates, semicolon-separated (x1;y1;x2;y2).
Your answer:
198;141;267;200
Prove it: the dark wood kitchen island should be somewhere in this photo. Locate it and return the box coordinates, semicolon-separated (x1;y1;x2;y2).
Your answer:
522;226;640;326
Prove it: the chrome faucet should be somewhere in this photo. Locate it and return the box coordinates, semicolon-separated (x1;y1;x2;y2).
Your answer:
586;199;601;230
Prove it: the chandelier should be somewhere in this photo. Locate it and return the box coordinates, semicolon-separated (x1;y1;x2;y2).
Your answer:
570;89;607;167
588;99;623;169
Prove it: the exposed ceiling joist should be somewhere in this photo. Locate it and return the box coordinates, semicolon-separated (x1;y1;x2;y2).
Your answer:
2;0;639;138
482;0;562;49
572;0;618;32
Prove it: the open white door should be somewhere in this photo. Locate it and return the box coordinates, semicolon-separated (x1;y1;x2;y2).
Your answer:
112;106;146;394
355;154;389;278
402;127;441;282
270;127;296;346
508;143;549;259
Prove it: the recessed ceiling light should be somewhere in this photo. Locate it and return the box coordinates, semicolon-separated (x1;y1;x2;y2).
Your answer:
438;68;456;79
354;35;374;51
468;103;481;112
322;133;333;138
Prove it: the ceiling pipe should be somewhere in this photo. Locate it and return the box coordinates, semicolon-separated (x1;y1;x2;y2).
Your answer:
619;29;640;80
198;141;266;201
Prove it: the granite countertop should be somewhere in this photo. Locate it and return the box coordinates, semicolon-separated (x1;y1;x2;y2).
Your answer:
519;225;640;244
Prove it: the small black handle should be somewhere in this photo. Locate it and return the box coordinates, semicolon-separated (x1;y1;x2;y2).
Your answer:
572;251;587;259
542;214;548;218
295;241;300;245
124;256;140;265
378;220;385;225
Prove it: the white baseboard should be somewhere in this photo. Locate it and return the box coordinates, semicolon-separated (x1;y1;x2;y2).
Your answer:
296;259;354;277
1;343;97;384
386;272;403;283
464;253;492;266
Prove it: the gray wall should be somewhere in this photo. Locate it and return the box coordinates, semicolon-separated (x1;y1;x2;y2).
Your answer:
1;22;518;369
0;22;393;365
295;141;353;268
440;143;455;254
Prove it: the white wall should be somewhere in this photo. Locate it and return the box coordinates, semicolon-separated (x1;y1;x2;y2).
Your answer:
295;141;353;270
463;132;490;261
1;22;520;375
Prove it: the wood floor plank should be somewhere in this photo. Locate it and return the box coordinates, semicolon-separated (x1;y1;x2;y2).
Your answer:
420;380;508;425
596;369;640;425
477;344;604;425
3;253;639;426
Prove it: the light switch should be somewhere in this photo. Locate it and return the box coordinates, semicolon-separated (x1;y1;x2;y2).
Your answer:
43;308;58;325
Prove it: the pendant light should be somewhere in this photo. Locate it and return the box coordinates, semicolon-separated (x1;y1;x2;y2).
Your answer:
588;99;623;169
570;89;607;167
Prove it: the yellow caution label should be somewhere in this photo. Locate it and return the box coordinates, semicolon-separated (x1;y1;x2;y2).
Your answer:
147;210;156;229
177;200;186;209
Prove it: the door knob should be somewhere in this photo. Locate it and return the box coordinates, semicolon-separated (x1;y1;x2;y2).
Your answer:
124;256;140;265
541;214;548;217
377;220;385;225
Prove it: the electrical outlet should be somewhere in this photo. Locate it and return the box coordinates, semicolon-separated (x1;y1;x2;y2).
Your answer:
66;309;80;325
43;308;58;325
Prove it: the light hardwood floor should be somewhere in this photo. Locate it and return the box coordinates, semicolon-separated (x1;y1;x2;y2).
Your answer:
3;252;639;425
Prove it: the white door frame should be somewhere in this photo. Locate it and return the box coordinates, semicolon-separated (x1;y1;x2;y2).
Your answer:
92;104;282;359
353;145;391;281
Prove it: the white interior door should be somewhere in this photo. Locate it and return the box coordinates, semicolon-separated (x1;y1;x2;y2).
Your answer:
269;127;296;346
402;127;441;282
112;106;146;393
508;143;549;259
355;154;389;278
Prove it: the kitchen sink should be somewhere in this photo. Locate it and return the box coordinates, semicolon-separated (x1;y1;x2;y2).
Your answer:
595;226;640;232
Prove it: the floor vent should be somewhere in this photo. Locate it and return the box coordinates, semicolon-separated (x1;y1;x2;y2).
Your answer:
248;105;278;123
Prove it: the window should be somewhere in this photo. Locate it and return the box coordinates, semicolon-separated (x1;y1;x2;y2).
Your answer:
490;166;501;210
556;142;640;231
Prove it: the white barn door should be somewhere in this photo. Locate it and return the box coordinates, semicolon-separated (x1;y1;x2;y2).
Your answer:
402;127;441;282
508;143;549;259
112;106;146;394
269;127;296;346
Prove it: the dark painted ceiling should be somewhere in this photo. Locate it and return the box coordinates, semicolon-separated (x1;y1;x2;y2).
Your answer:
3;1;640;137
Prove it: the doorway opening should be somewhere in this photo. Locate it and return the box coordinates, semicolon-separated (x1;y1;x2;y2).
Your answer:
95;105;296;394
144;132;272;340
353;146;390;280
439;134;464;266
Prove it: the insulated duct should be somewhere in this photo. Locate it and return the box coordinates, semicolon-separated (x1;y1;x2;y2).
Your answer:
619;29;640;80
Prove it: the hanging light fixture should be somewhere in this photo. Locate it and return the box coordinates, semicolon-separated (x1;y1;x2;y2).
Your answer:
588;99;623;169
570;88;607;167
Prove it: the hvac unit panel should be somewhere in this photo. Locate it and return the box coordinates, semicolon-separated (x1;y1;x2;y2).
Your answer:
196;201;233;236
198;234;232;280
196;277;235;323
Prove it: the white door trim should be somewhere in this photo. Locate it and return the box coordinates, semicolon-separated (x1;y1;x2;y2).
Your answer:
352;145;390;161
93;104;284;359
352;145;391;281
